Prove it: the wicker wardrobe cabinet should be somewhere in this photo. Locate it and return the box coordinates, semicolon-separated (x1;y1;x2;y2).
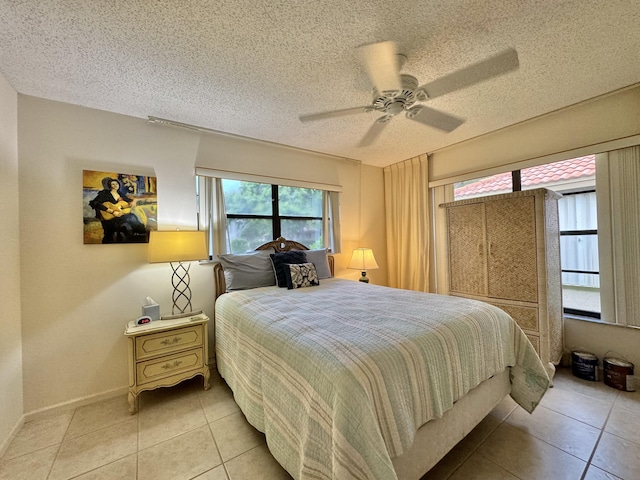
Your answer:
441;188;563;380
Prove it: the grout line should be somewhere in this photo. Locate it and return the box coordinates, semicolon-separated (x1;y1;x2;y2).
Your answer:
46;406;77;480
578;389;618;480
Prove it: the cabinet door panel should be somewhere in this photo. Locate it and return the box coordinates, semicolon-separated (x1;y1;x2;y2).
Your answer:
447;203;486;296
486;196;538;302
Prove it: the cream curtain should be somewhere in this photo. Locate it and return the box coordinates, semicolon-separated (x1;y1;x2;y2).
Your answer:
384;155;430;291
323;190;342;254
197;176;230;258
605;145;640;326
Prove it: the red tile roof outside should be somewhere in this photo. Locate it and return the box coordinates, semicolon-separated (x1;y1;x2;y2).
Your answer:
454;155;596;198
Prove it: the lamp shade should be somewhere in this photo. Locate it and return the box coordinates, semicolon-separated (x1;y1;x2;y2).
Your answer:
347;248;379;271
148;230;208;263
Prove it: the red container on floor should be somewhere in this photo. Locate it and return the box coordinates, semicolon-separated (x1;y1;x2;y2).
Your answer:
603;357;635;391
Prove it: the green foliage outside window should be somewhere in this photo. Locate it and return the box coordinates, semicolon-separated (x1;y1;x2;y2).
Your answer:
222;179;323;253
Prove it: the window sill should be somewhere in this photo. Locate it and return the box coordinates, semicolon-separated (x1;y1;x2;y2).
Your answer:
564;314;640;330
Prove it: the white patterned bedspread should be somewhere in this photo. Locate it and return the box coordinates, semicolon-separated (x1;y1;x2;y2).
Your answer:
215;278;549;480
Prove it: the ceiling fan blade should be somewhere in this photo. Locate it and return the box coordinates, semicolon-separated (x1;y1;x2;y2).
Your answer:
358;41;401;93
358;116;392;147
406;105;464;132
299;106;371;123
420;48;519;99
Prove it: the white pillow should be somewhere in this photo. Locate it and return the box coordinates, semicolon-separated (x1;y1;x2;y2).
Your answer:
299;248;332;279
218;249;276;291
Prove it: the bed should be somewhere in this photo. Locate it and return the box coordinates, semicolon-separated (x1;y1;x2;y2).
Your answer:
213;238;550;480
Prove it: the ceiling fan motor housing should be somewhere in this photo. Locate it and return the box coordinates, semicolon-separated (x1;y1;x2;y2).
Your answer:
372;74;420;115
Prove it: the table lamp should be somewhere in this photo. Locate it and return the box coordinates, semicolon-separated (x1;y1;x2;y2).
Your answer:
347;248;379;283
148;230;208;318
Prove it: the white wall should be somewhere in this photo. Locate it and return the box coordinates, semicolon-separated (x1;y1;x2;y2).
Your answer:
0;73;24;452
429;85;640;185
16;95;386;413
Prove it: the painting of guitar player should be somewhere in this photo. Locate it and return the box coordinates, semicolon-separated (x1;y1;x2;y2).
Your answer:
83;170;158;244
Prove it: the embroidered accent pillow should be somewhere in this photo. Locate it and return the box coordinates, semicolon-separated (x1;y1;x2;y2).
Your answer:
285;262;320;289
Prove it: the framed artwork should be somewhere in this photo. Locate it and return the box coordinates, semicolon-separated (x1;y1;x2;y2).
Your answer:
83;170;158;244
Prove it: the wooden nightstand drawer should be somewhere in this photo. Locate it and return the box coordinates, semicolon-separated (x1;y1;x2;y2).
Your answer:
136;347;204;385
135;325;203;360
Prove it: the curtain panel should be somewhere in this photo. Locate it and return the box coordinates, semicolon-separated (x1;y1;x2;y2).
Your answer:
606;145;640;327
384;155;430;292
197;176;230;258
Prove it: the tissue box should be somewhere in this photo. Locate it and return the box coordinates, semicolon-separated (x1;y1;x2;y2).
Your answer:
142;304;160;321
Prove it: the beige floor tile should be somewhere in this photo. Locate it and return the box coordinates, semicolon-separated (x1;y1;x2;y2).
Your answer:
605;403;640;445
48;416;138;480
591;432;640;480
539;383;612;428
138;425;221;480
198;380;241;424
476;423;586;480
66;395;132;439
0;445;58;480
505;404;600;460
3;412;73;460
421;415;501;480
552;369;619;403
138;387;208;450
225;444;292;480
194;464;229;480
73;454;137;479
209;412;265;462
612;388;640;416
583;465;623;480
448;452;520;480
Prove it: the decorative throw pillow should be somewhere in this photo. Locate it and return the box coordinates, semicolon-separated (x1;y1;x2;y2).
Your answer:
270;250;308;287
284;262;320;289
297;248;332;279
218;249;276;291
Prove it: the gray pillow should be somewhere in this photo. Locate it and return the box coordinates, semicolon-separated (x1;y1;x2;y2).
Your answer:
299;248;332;279
218;249;276;291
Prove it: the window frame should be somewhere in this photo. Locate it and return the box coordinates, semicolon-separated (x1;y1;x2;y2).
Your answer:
224;182;323;250
557;189;600;319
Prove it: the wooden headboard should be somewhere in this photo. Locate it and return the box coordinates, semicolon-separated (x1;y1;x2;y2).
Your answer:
214;237;335;300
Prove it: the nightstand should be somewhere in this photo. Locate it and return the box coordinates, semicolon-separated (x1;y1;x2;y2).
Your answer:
124;312;211;414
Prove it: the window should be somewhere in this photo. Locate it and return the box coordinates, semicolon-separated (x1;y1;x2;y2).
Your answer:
556;190;600;317
453;156;599;318
222;180;323;253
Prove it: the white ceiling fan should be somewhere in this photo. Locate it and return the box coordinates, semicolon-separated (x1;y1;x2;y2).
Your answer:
299;41;520;147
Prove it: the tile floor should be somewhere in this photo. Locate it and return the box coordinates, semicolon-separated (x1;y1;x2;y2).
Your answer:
1;367;639;480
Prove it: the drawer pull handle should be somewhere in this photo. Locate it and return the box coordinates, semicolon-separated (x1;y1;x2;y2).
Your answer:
162;360;183;370
161;336;182;346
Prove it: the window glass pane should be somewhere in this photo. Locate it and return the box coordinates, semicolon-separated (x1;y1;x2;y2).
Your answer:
281;219;323;249
222;179;272;216
453;173;512;200
558;192;597;230
279;186;322;217
562;282;601;313
560;235;599;277
227;218;272;253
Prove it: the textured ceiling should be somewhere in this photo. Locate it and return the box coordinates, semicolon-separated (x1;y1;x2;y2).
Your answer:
1;1;639;168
